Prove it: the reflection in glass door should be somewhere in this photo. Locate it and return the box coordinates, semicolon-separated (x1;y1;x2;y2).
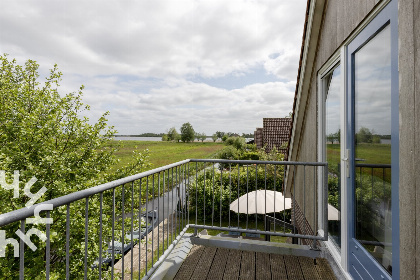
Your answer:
353;24;392;274
348;20;394;278
324;65;341;249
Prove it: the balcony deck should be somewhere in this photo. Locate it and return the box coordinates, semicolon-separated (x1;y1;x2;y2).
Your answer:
173;244;337;280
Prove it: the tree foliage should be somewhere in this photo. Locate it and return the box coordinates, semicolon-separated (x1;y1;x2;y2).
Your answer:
180;122;195;143
0;55;150;279
167;127;180;142
356;127;373;143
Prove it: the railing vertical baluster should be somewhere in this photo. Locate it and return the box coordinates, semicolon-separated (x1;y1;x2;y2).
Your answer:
182;164;185;230
163;170;165;252
273;165;276;233
19;219;24;280
228;163;232;228
111;188;115;278
166;169;169;246
371;167;374;236
312;165;316;247
383;166;386;198
138;179;142;280
66;203;70;280
293;165;296;240
84;198;89;280
283;164;286;234
151;176;154;266
146;176;149;273
157;172;160;260
264;164;267;232
220;167;223;228
237;164;240;228
46;211;50;280
246;164;249;230
180;165;182;233
122;185;125;279
324;163;329;241
187;163;190;230
255;164;258;230
211;163;215;227
203;164;206;227
171;168;174;244
99;193;103;280
131;181;134;280
175;167;178;236
182;165;184;232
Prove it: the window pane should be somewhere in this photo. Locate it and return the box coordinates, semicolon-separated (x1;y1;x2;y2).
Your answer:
354;24;392;274
325;65;341;249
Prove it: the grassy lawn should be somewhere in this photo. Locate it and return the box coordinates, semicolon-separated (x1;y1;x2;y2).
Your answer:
327;143;391;181
327;143;391;171
108;141;224;171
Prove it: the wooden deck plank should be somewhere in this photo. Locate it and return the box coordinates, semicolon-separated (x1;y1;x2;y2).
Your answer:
256;252;271;280
270;254;288;280
223;249;242;280
206;248;229;280
174;245;205;280
298;256;322;280
315;258;337;280
239;251;256;280
283;255;304;280
190;246;217;280
173;245;338;280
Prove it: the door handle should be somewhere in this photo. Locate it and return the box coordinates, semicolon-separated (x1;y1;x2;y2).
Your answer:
342;149;350;178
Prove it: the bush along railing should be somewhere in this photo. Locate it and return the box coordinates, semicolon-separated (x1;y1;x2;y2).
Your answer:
187;159;328;248
354;163;392;248
0;159;328;280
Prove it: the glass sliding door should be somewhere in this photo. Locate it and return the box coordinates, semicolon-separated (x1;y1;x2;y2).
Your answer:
346;1;398;279
354;24;392;274
324;65;341;249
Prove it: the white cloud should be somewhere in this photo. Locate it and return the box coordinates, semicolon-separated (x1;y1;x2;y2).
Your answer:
0;0;306;134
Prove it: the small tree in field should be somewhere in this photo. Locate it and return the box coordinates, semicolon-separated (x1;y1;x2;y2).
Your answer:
200;133;207;142
180;122;195;142
167;127;180;141
212;133;218;142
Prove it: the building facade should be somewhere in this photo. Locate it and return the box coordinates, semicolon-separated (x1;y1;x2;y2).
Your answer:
286;0;419;279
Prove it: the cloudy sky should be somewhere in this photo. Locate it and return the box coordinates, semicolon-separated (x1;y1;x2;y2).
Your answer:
0;0;307;135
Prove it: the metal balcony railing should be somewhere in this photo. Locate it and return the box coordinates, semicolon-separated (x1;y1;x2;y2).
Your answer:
0;159;328;280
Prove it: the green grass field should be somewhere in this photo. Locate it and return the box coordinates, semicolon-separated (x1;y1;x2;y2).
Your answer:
109;141;224;171
327;143;392;181
327;143;391;169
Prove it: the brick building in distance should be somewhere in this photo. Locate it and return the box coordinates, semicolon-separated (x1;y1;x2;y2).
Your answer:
254;118;292;155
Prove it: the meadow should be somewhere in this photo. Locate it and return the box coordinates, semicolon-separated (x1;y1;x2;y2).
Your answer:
327;143;392;185
108;140;224;171
327;143;391;171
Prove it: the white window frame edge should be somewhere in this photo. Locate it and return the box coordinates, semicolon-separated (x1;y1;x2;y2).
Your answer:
317;48;345;271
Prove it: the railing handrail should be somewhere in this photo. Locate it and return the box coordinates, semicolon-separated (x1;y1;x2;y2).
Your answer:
190;158;327;167
0;159;328;227
355;163;391;168
0;159;190;227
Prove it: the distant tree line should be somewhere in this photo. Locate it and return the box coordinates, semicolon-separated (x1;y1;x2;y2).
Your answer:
160;127;255;143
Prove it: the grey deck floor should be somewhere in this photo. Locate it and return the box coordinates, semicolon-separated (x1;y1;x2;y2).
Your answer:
173;245;337;280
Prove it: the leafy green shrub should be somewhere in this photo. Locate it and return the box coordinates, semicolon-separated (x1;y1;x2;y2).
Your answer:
225;136;246;150
188;165;284;222
0;55;150;279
